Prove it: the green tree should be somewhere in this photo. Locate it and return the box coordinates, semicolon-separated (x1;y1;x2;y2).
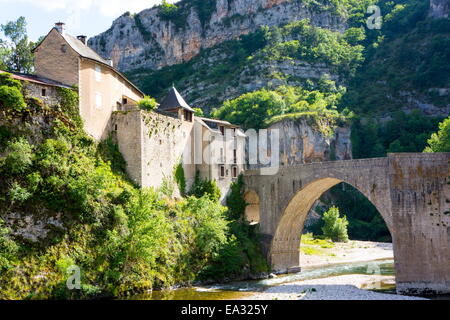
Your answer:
0;17;34;73
212;89;286;129
138;96;158;111
321;206;349;242
424;117;450;153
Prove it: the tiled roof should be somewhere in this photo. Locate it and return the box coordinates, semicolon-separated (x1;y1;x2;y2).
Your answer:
0;70;72;89
60;32;110;65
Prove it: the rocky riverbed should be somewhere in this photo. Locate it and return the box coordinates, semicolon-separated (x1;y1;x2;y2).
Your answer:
245;274;427;300
244;240;427;300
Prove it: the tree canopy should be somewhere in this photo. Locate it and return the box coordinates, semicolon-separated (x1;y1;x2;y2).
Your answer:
0;17;34;74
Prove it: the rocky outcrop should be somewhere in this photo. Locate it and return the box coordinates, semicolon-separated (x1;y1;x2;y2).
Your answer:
269;118;352;166
88;0;346;72
429;0;450;18
247;118;352;170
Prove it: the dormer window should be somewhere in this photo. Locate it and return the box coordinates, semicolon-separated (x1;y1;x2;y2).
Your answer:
95;65;102;82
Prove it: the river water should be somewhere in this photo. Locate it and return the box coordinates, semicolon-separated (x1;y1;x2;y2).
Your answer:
131;259;396;300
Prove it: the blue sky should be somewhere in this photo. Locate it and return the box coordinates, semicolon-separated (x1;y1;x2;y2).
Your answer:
0;0;176;42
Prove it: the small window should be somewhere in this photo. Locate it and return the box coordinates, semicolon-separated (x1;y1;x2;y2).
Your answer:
95;65;102;82
220;126;225;135
233;150;237;164
232;166;238;178
95;92;102;109
231;166;238;179
122;98;128;105
41;88;46;97
219;165;225;178
114;124;118;131
184;110;193;122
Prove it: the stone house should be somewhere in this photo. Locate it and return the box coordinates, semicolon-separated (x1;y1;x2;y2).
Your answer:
0;70;72;106
32;22;145;140
2;22;246;200
112;87;246;200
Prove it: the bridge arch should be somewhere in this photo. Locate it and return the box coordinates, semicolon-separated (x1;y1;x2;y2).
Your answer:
244;154;450;294
244;190;260;224
270;177;394;272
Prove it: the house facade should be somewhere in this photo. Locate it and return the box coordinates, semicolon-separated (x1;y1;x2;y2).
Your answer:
33;23;145;140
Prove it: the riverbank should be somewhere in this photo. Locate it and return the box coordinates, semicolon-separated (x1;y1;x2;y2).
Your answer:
244;240;427;300
245;274;426;300
300;239;394;268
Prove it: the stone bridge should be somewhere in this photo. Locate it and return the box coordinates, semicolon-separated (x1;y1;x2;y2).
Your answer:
243;153;450;295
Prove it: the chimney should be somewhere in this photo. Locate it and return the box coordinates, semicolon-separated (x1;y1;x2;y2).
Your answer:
55;22;65;34
77;35;87;45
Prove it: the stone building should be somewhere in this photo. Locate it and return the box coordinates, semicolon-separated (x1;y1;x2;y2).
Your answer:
112;87;246;201
33;22;145;140
2;22;246;200
0;71;72;106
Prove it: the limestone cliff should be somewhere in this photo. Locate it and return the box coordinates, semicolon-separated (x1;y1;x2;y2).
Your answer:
88;0;346;72
270;119;352;165
248;118;352;170
429;0;450;18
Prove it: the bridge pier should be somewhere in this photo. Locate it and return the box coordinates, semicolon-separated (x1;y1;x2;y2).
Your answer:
244;153;450;296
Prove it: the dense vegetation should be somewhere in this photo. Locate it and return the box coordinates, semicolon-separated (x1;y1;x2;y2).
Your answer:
0;73;268;299
424;116;450;153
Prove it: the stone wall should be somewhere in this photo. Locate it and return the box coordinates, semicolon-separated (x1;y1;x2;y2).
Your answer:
112;110;196;195
23;82;63;107
34;29;80;86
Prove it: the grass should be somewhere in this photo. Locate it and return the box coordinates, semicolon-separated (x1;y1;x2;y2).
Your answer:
300;233;336;256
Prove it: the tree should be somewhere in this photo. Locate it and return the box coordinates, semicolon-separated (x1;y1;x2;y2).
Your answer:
138;96;158;111
424;116;450;153
321;206;349;242
0;17;34;73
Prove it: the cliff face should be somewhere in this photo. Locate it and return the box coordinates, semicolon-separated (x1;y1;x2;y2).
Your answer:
88;0;346;72
248;119;352;170
429;0;450;18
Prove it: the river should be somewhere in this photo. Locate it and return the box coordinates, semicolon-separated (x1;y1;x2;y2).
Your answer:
130;259;397;300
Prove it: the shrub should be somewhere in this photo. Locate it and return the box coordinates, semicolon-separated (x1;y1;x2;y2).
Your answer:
190;171;221;202
0;72;22;90
9;181;31;203
174;162;186;196
138;96;158;111
321;206;349;242
424;116;450;153
3;138;33;174
0;85;26;111
0;219;18;272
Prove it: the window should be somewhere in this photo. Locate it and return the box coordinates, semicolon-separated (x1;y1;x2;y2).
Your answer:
122;98;128;105
95;92;102;109
219;165;225;178
233;149;237;164
95;65;102;82
232;166;238;179
41;88;46;97
114;124;118;131
184;110;193;122
220;126;225;135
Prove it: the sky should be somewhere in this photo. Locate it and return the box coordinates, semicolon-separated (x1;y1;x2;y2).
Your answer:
0;0;177;42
